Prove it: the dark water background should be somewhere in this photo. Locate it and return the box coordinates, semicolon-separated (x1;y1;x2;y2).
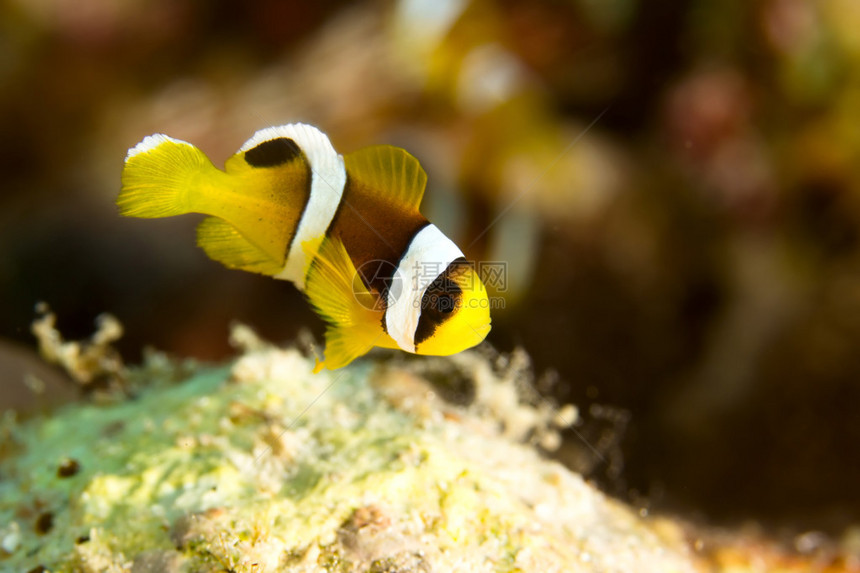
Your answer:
2;0;859;537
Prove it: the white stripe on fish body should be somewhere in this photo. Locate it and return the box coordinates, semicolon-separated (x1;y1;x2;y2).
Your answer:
385;224;464;352
246;124;347;289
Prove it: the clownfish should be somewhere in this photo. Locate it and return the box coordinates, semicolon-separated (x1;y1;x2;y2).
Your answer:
118;123;491;370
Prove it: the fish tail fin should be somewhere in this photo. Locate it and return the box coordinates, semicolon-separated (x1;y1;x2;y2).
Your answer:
304;236;384;371
118;134;218;218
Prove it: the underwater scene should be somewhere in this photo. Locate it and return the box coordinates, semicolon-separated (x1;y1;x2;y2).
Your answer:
2;0;860;571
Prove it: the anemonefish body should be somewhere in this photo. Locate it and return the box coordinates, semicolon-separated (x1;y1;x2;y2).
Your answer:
118;123;491;370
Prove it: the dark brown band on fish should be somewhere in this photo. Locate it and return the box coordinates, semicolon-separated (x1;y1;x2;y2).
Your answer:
244;137;303;167
326;173;430;299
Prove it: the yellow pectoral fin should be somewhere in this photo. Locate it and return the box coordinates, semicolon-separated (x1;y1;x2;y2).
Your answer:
196;217;284;275
304;236;385;370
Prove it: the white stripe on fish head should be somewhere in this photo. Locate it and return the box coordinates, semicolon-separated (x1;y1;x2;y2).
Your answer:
385;224;464;352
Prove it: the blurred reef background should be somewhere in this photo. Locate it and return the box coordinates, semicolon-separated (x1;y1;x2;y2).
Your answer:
2;0;860;545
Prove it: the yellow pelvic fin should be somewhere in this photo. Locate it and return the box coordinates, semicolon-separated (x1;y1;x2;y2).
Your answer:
304;237;385;371
343;145;427;212
196;217;283;275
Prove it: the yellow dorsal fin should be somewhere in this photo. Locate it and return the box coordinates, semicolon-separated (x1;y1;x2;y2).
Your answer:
196;217;283;275
304;237;385;371
343;145;427;212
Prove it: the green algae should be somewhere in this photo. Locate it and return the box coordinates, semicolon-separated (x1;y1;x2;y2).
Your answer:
1;331;697;572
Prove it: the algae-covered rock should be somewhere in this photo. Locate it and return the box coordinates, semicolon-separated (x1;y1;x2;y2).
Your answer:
1;326;697;572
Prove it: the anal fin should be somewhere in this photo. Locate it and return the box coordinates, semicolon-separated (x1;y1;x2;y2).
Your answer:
196;217;283;276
